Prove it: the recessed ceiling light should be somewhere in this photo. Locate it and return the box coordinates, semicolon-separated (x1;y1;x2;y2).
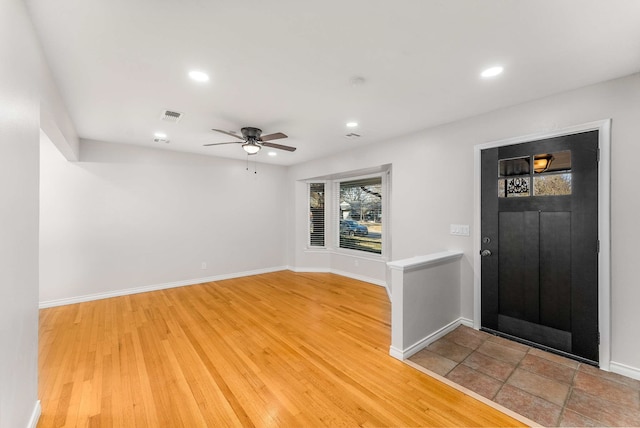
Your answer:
153;132;169;143
188;70;210;82
481;66;504;78
346;122;358;128
267;151;277;157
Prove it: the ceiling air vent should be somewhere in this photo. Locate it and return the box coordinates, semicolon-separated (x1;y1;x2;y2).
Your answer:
160;109;184;122
345;133;361;139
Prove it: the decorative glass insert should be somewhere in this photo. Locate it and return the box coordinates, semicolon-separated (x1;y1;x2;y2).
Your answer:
505;177;530;197
499;157;530;177
498;177;531;198
534;151;571;174
534;173;572;196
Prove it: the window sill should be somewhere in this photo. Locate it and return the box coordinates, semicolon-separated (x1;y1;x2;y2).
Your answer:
304;247;328;252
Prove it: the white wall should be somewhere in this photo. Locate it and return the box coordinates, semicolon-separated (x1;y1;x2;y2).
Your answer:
0;0;42;426
39;139;288;303
39;84;79;161
288;73;640;374
388;251;464;360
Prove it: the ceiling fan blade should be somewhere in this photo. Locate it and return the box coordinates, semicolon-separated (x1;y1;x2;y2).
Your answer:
262;142;297;152
260;132;288;141
203;141;243;146
211;129;244;140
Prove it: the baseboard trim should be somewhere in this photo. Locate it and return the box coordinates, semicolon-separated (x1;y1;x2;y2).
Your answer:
389;346;404;360
287;266;331;273
40;267;387;309
288;266;386;288
609;361;640;381
391;317;466;360
39;266;288;308
27;400;41;428
459;317;474;328
330;269;386;287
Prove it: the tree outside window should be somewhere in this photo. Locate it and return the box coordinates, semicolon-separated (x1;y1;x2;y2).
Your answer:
339;177;382;254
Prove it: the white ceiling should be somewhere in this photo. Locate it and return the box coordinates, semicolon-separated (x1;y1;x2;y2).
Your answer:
26;0;640;166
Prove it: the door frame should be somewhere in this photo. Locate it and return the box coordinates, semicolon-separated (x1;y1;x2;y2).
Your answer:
473;119;611;370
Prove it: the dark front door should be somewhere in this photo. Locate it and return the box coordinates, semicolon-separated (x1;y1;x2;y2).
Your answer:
480;130;599;364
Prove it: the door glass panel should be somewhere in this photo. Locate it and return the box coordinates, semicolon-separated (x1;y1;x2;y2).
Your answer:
534;151;571;174
499;157;530;177
498;179;505;197
498;177;531;197
533;151;572;196
504;177;530;197
534;173;572;196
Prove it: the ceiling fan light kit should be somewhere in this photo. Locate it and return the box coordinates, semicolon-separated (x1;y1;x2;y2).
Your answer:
204;127;297;155
242;142;261;154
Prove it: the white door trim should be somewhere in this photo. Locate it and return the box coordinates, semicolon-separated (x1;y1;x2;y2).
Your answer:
473;119;611;370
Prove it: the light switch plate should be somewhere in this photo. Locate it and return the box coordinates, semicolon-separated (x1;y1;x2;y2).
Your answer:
450;224;470;236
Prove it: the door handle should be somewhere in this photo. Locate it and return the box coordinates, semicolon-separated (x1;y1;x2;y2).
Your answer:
480;249;492;257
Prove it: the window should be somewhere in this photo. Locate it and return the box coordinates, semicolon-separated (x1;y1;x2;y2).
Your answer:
309;183;325;247
498;151;572;198
533;151;572;196
305;167;389;257
498;156;530;197
338;177;382;254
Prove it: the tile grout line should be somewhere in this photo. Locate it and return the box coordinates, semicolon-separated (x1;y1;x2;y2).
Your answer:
502;346;566;427
469;343;503;400
489;356;509;401
420;327;640;427
471;334;523;401
412;330;542;426
448;330;573;426
518;348;583;426
567;363;638;427
554;357;580;426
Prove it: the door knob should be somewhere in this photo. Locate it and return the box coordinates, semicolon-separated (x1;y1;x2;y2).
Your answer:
480;249;492;257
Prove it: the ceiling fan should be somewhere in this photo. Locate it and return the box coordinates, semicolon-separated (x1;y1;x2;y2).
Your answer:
204;127;296;154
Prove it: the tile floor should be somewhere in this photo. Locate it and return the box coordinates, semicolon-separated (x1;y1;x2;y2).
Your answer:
408;326;640;427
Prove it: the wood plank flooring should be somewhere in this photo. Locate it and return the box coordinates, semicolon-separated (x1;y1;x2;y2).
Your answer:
38;271;524;427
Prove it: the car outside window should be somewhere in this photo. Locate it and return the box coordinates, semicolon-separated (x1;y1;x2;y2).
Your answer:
338;177;382;254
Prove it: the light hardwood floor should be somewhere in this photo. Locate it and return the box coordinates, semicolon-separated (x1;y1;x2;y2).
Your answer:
38;271;524;427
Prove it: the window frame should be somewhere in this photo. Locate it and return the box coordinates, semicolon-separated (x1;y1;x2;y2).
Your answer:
334;172;387;258
303;167;390;260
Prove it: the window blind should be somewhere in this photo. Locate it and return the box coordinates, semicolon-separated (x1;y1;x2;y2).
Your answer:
309;183;325;247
